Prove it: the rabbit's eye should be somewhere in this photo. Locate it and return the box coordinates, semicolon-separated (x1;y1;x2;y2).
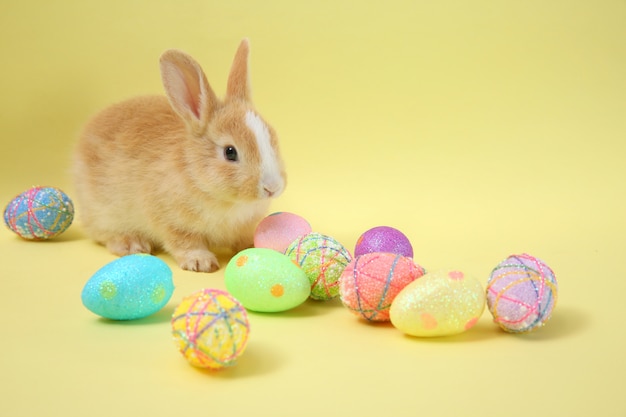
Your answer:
224;146;239;162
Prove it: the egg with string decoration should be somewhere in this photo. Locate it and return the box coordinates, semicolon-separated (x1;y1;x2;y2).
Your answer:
254;212;312;253
171;289;250;370
486;253;558;333
354;226;413;258
390;269;485;337
285;232;353;300
3;186;74;240
339;252;425;322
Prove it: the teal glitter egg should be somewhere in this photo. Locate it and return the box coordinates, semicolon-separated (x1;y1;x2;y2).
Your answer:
81;254;174;320
3;186;74;240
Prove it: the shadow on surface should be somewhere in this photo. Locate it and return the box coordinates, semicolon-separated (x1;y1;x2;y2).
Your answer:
96;305;176;326
248;297;345;319
192;340;284;379
399;320;502;344
396;305;590;343
4;225;87;244
512;305;591;341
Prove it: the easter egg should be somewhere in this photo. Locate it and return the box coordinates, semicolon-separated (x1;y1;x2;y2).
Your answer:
171;289;250;370
224;248;310;312
254;212;312;252
486;253;558;333
354;226;413;258
339;253;425;322
285;232;352;300
390;270;485;337
3;186;74;240
81;254;174;320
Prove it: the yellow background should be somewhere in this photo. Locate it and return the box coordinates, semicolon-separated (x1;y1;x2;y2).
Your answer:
1;1;625;415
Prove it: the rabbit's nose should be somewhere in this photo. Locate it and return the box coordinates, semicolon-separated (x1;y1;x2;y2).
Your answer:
262;180;284;198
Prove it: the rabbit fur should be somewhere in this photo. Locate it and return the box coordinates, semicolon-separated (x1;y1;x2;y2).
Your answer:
73;39;286;272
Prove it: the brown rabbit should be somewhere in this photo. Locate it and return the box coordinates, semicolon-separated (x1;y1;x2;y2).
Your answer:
73;39;286;272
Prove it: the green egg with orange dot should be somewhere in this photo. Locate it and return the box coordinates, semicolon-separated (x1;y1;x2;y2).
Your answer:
225;248;311;312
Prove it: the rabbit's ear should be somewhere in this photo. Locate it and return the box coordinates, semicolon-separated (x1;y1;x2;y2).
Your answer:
226;39;252;102
160;50;217;132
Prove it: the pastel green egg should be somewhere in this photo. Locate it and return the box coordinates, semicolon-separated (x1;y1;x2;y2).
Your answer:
225;248;311;312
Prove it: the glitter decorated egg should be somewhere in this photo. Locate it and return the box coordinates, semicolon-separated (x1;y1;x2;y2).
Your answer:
81;254;174;320
390;270;485;337
224;248;310;312
3;186;74;240
254;212;312;253
339;253;425;322
486;253;558;333
354;226;413;258
285;232;352;300
171;289;250;370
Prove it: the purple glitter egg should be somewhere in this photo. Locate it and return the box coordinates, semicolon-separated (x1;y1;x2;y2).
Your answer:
486;253;558;333
354;226;413;258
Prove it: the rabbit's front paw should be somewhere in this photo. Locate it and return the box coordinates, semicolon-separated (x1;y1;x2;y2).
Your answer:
175;249;220;273
106;235;153;256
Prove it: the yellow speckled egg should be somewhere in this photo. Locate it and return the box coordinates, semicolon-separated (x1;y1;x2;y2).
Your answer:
390;270;485;337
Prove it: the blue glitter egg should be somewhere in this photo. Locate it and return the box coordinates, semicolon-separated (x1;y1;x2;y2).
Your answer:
81;254;174;320
3;186;74;240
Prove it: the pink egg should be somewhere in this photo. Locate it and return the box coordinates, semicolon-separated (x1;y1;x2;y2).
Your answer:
254;212;312;253
339;252;425;322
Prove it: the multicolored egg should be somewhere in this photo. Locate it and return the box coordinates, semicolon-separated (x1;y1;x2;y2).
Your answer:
3;186;74;240
486;253;558;333
224;248;310;312
285;232;352;300
354;226;413;258
81;254;174;320
254;212;312;253
171;289;250;370
339;252;425;322
390;269;485;337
